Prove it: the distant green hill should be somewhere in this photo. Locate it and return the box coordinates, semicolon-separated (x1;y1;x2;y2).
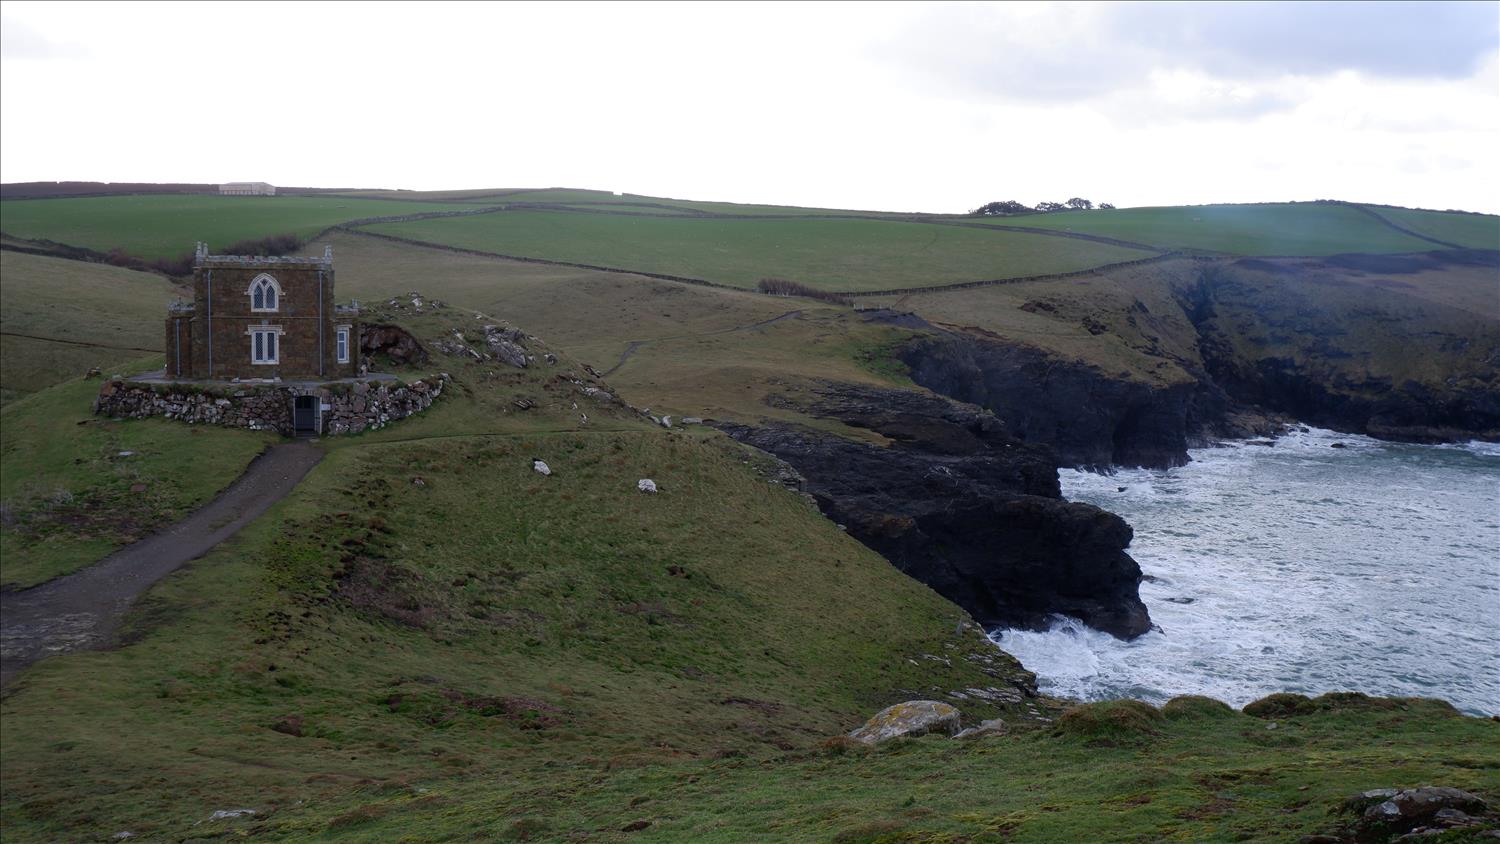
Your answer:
8;191;1491;300
976;202;1474;255
0;195;474;260
364;210;1152;292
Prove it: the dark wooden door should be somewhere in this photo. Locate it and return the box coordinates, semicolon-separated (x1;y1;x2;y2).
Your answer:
293;396;318;437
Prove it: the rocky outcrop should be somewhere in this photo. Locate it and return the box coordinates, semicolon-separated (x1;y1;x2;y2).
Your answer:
481;325;534;369
847;700;961;744
899;334;1223;469
1335;787;1495;842
718;385;1151;639
360;324;429;365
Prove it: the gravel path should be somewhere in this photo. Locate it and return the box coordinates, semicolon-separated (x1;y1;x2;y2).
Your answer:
0;442;323;688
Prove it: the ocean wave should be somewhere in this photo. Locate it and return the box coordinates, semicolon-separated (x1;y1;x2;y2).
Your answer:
1022;429;1500;716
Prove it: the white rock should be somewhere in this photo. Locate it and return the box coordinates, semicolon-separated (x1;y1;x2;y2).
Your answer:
637;479;658;493
207;809;256;821
533;460;552;476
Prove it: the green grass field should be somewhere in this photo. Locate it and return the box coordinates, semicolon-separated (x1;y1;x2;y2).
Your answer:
0;195;473;260
1372;205;1500;249
0;250;184;403
977;203;1445;255
364;210;1152;292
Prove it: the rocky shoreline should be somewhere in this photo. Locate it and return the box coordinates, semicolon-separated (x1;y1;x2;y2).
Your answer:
717;385;1153;639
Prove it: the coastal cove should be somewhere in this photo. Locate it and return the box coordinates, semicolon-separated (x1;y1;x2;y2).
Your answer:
994;427;1500;716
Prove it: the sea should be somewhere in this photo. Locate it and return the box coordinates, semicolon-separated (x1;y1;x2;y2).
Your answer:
992;427;1500;717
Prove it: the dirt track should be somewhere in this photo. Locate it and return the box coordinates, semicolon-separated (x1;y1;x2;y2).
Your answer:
0;442;323;688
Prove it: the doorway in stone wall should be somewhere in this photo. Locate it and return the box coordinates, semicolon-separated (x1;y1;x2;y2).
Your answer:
293;395;319;438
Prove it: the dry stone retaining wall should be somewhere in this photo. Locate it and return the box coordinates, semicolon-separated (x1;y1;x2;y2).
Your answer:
93;374;448;437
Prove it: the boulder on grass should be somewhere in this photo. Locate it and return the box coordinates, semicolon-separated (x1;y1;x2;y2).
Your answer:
848;700;961;744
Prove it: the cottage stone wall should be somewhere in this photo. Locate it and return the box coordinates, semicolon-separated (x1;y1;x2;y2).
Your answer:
94;374;448;437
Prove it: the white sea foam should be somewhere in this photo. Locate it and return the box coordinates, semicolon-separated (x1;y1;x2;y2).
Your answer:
992;427;1500;716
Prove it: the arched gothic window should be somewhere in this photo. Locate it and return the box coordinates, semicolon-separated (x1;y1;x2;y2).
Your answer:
248;274;282;312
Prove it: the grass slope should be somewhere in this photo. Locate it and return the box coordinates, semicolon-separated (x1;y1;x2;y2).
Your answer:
0;250;182;403
0;195;472;260
980;203;1440;255
323;231;913;431
295;696;1494;843
364;210;1149;292
1372;206;1500;249
0;304;1033;841
0;366;275;587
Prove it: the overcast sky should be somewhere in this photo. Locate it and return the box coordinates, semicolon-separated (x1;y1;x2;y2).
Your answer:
2;1;1497;213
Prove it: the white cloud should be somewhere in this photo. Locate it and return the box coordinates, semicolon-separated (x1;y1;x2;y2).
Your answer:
1;1;1496;214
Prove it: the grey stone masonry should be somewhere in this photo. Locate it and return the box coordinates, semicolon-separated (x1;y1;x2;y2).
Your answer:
94;372;449;437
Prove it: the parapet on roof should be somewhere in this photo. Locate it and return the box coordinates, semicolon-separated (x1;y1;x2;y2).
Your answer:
193;241;333;266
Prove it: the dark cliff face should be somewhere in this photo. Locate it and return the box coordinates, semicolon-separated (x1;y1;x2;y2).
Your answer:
895;250;1499;468
1179;254;1500;444
718;386;1152;640
898;335;1225;470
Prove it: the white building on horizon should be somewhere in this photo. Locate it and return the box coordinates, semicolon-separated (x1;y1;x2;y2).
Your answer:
219;182;275;196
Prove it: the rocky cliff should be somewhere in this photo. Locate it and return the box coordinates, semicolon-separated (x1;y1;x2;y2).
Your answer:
1180;252;1500;444
717;386;1152;639
892;250;1499;469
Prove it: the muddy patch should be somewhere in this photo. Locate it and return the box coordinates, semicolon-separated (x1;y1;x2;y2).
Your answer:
333;558;439;629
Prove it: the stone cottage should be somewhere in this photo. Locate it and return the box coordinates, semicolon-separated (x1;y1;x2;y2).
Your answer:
165;242;360;381
98;243;445;438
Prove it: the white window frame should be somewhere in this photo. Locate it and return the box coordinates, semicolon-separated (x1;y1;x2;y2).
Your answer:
335;324;351;364
247;325;285;365
247;273;283;313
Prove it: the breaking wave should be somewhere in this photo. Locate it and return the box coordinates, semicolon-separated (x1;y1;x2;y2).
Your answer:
992;427;1500;716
